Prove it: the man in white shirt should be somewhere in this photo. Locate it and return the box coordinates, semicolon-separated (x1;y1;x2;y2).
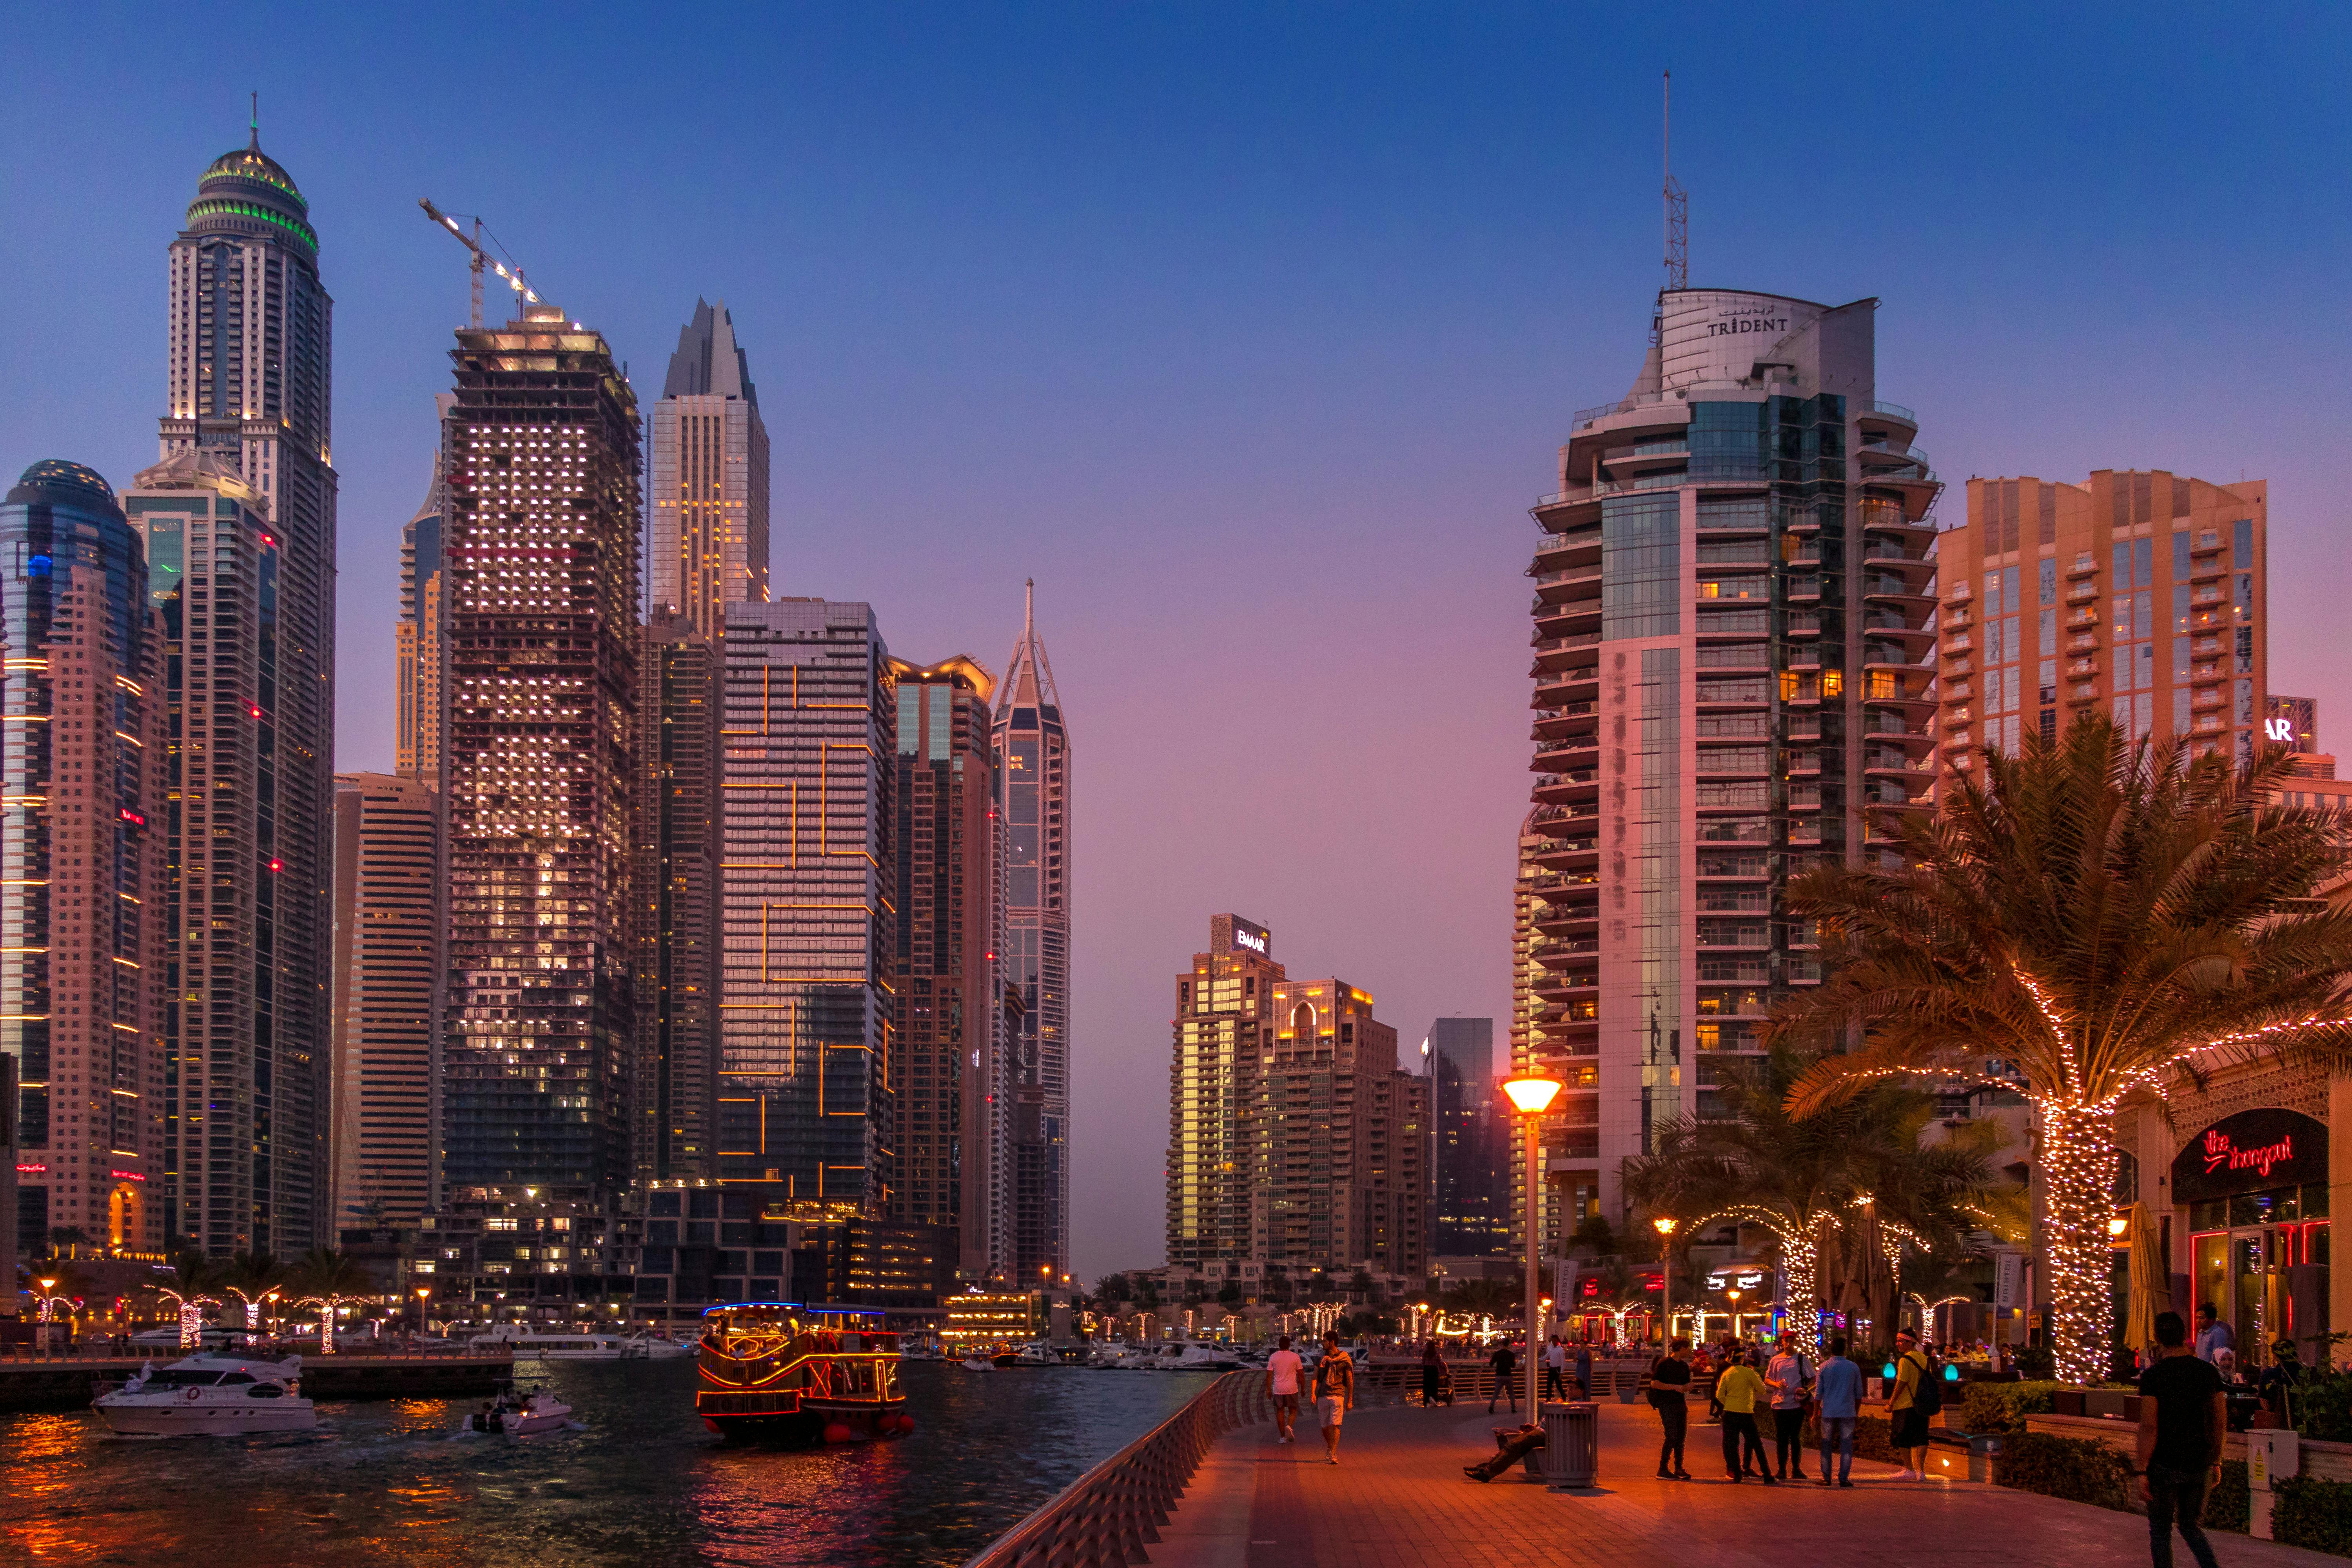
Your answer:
1544;1338;1569;1402
1265;1334;1305;1444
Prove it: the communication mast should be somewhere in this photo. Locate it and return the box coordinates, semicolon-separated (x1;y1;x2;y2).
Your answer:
417;198;549;327
1663;71;1688;292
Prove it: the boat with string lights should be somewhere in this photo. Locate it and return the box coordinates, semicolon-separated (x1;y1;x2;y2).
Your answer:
694;1301;911;1444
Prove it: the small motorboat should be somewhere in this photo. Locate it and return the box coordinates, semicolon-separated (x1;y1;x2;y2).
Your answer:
622;1333;693;1361
465;1382;575;1436
958;1354;997;1370
93;1353;315;1436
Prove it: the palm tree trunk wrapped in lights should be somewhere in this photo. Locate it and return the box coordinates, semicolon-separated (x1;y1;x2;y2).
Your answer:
1771;713;2352;1385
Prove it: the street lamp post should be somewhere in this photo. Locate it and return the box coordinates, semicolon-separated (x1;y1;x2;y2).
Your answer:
1653;1218;1677;1350
1503;1071;1563;1417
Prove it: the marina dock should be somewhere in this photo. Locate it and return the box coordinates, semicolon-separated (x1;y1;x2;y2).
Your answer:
0;1350;515;1411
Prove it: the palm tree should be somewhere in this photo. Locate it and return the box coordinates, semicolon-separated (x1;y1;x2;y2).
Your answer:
222;1252;286;1332
149;1251;223;1350
1622;1048;1996;1351
1771;713;2352;1382
288;1249;373;1354
46;1225;94;1259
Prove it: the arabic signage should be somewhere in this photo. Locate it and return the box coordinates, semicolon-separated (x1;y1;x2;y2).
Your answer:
2170;1108;2328;1204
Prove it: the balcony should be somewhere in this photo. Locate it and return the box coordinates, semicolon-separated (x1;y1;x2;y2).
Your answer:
2066;580;2098;603
2067;552;2098;576
2067;658;2099;678
2066;609;2100;629
1533;566;1604;604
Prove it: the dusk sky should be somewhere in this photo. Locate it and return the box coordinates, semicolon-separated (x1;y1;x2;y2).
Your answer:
5;4;2348;1279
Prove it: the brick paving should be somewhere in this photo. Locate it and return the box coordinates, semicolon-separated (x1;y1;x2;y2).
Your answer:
1148;1400;2342;1568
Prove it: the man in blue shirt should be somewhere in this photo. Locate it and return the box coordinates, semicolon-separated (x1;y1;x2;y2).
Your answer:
2194;1304;2235;1365
1812;1334;1864;1488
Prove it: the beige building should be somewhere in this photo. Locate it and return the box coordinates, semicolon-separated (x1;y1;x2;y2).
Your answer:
1167;915;1285;1271
650;299;769;636
1936;469;2268;779
330;773;442;1227
1261;976;1428;1279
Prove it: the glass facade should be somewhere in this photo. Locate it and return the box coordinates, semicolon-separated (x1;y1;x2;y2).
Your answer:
0;462;165;1260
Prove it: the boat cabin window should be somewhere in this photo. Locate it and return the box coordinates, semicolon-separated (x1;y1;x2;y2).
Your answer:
149;1370;225;1387
246;1385;285;1398
218;1372;256;1385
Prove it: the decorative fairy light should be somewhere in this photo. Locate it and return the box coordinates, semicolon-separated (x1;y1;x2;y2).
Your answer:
154;1289;220;1351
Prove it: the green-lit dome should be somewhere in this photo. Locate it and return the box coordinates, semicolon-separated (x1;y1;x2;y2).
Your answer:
7;460;120;513
184;131;316;257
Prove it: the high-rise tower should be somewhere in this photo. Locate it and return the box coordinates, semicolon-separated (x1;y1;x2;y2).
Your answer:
991;583;1070;1283
650;300;769;635
719;599;896;1211
0;463;168;1261
1167;915;1283;1271
1932;472;2267;773
886;655;1000;1278
156;126;337;1254
395;396;455;783
329;772;442;1226
1516;289;1938;1247
439;306;641;1203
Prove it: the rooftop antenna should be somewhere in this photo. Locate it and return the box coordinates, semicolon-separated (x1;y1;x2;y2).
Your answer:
249;91;260;150
1663;71;1687;292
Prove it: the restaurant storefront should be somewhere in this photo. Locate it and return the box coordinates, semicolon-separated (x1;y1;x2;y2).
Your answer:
2122;1064;2347;1371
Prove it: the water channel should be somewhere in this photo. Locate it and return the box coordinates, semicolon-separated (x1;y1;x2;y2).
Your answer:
0;1359;1210;1566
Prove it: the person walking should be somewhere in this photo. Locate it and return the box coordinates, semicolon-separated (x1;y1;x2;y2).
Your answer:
1420;1338;1446;1408
1312;1331;1356;1465
1647;1337;1694;1480
1889;1329;1932;1480
1543;1336;1569;1402
1487;1339;1517;1415
1574;1341;1593;1399
1764;1332;1814;1481
2138;1310;2226;1568
1813;1335;1862;1487
1265;1334;1304;1445
1715;1349;1774;1483
2193;1303;2234;1364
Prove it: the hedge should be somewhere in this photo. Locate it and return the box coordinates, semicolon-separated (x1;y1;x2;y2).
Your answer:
2275;1475;2352;1557
1995;1430;2132;1511
2206;1461;2250;1534
1957;1381;2070;1435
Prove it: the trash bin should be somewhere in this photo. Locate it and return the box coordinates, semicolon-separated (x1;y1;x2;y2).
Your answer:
1541;1402;1598;1489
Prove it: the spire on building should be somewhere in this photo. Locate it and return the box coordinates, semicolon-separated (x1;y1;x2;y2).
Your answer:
662;298;756;405
997;578;1061;716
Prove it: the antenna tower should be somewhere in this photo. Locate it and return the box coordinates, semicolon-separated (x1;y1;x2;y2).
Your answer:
1663;71;1688;292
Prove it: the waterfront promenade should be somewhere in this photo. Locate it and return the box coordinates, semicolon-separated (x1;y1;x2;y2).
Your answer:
1150;1401;2341;1568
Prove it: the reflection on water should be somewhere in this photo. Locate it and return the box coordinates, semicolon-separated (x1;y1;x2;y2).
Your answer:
0;1360;1209;1566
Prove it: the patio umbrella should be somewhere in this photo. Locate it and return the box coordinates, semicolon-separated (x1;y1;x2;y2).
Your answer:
2124;1202;2164;1361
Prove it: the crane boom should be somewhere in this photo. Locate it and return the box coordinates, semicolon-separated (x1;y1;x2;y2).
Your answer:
418;198;546;328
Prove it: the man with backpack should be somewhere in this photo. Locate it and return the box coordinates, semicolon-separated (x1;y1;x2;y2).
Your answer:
1487;1339;1517;1415
1889;1328;1940;1480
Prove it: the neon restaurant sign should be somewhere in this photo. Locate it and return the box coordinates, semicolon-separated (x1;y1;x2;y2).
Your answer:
2170;1109;2328;1204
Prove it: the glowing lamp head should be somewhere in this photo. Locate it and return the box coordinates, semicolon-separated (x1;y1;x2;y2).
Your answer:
1653;1217;1677;1237
38;1277;55;1291
1502;1074;1563;1115
2108;1216;2129;1238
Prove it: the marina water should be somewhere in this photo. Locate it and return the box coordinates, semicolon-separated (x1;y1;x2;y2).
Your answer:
1;1359;1209;1565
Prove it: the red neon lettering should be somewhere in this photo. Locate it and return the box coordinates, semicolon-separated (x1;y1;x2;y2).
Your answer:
2202;1129;2294;1179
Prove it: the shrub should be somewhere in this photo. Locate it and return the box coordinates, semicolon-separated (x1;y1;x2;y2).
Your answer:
2275;1474;2352;1557
1853;1414;1894;1463
1957;1380;2070;1434
2205;1460;2249;1534
2012;1345;2056;1381
1994;1430;2132;1511
2290;1370;2352;1443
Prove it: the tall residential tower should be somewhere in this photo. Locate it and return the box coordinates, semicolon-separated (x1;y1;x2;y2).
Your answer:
439;306;642;1203
0;463;168;1260
992;584;1070;1282
157;129;338;1254
1516;289;1938;1245
650;300;769;635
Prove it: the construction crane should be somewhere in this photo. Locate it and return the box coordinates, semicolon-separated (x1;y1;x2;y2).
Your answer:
417;199;548;327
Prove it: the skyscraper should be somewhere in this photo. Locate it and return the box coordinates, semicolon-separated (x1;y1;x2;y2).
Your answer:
1516;288;1937;1242
991;583;1070;1282
1933;472;2268;775
719;599;896;1211
1427;1016;1510;1257
650;300;769;635
329;772;442;1226
633;612;722;1182
0;462;167;1260
1259;974;1425;1278
887;656;1002;1279
439;305;642;1202
156;127;337;1254
1167;915;1283;1271
395;401;454;782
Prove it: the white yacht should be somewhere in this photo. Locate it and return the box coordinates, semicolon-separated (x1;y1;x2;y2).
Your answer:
472;1332;631;1362
93;1353;315;1437
621;1332;693;1360
1174;1343;1242;1372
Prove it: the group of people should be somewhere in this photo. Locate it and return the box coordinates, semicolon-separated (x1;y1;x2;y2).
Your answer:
1465;1335;1592;1412
1262;1332;1357;1464
1637;1329;1903;1485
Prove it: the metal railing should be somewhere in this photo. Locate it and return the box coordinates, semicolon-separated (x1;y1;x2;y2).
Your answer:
965;1368;1270;1568
1865;399;1918;423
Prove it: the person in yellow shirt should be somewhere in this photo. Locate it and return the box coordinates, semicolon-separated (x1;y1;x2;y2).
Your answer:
1715;1351;1774;1483
1889;1328;1931;1479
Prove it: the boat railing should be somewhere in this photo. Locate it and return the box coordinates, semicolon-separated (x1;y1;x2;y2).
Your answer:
962;1368;1271;1568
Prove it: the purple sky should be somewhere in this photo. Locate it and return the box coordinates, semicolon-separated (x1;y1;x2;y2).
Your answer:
4;5;2348;1279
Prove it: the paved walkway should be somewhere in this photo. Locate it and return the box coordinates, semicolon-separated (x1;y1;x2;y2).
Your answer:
1151;1401;2341;1568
